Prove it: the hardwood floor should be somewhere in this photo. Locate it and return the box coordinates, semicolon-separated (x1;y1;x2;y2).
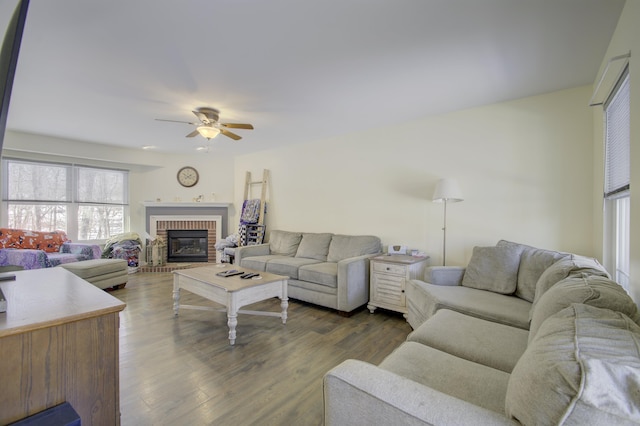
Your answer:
110;272;412;425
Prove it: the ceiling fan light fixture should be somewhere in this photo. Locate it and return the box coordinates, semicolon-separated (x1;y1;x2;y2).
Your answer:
197;125;220;139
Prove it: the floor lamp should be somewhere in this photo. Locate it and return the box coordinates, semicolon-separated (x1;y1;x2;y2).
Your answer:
432;178;464;266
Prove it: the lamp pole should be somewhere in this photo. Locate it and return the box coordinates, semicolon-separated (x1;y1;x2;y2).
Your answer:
432;178;463;267
442;198;448;266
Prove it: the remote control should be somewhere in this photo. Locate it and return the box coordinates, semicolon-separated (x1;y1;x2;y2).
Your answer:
241;273;258;279
216;270;245;277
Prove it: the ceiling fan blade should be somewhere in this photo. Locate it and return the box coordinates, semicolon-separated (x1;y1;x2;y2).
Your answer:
192;110;212;125
186;130;200;138
221;123;254;130
156;118;198;125
220;129;242;140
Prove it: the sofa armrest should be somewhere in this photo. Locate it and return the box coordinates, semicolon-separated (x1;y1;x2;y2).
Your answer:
324;359;515;426
235;243;270;265
60;242;102;259
336;253;378;312
406;267;465;329
425;266;466;286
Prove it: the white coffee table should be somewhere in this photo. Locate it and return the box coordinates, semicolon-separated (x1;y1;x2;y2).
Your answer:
172;266;289;345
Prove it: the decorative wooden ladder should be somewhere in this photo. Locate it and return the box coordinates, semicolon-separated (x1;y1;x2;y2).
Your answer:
239;169;269;246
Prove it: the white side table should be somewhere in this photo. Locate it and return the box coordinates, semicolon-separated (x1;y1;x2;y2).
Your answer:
368;254;429;317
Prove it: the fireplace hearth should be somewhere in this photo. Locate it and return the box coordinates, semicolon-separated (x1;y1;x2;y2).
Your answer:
167;230;208;263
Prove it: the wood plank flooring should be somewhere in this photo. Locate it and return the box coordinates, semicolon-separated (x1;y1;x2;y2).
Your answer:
110;272;412;425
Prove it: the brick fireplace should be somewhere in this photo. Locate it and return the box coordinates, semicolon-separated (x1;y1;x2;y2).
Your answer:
150;215;221;263
142;202;231;270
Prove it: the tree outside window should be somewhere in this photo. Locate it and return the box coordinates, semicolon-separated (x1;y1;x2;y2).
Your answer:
1;159;128;242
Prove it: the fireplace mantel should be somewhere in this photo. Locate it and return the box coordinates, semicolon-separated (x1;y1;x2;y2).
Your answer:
143;202;232;238
141;202;231;208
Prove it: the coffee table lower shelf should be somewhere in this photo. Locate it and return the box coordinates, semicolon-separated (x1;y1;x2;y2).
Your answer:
172;266;289;345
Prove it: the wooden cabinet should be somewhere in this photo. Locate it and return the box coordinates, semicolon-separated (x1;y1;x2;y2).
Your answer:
0;268;126;425
368;255;428;316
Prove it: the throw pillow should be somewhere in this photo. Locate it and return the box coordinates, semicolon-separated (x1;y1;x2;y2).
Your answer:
461;246;521;294
268;230;302;256
528;273;640;343
514;246;567;302
506;304;640;426
326;235;381;263
295;233;333;261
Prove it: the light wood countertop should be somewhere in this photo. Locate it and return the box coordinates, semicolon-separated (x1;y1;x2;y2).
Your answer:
0;268;126;338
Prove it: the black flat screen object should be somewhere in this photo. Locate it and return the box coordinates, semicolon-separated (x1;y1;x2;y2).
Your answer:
0;286;6;313
10;402;81;426
0;0;30;153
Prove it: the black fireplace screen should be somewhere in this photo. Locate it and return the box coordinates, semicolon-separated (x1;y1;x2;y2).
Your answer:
167;229;208;262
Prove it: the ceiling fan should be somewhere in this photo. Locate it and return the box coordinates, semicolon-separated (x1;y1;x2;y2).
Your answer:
156;107;254;141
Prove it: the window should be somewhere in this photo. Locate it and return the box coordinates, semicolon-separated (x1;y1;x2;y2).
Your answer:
603;67;630;292
1;159;129;241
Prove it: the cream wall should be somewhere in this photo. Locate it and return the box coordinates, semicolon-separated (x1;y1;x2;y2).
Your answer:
234;86;595;267
592;0;640;303
1;86;599;271
1;131;236;239
128;157;236;237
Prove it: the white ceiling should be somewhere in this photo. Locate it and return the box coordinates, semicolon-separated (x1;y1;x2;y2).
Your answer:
1;0;625;156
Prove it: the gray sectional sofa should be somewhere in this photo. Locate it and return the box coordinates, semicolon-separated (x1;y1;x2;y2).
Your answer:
235;230;381;314
324;240;640;425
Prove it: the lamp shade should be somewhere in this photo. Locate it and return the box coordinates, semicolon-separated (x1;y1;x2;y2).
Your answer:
197;125;221;139
432;178;464;203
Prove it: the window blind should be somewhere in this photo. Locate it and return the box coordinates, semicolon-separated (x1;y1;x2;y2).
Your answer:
604;69;630;199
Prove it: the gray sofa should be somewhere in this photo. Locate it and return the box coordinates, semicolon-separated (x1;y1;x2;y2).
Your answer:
235;230;381;314
324;240;640;425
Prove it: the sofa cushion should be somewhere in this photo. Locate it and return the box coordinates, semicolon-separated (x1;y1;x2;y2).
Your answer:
461;245;521;294
0;248;52;269
288;278;337;295
533;255;610;306
506;304;640;425
380;342;510;414
407;280;532;330
326;235;381;262
61;242;102;259
0;228;69;253
408;309;529;373
268;230;302;256
46;252;88;266
295;233;333;261
298;262;338;288
497;240;568;302
240;254;283;271
59;258;128;279
265;256;321;279
529;274;640;343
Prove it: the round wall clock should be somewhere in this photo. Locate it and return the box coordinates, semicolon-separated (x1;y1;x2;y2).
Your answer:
177;166;199;187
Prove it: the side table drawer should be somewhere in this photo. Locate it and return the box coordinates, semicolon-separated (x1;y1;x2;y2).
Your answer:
372;262;406;276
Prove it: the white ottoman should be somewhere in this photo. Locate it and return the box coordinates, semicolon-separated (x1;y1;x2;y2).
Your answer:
60;259;128;290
